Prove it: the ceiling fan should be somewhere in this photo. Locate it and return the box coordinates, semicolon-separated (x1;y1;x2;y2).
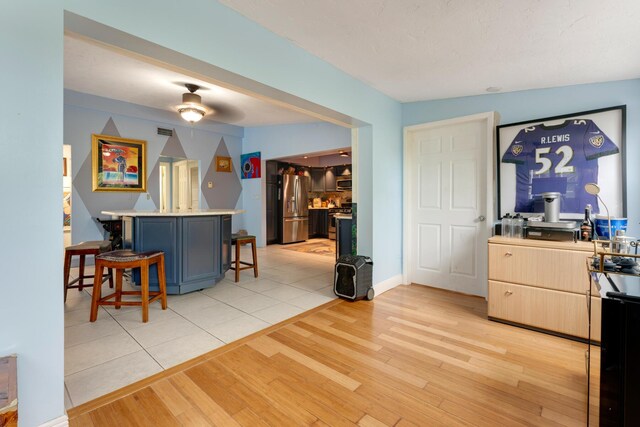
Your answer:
176;83;245;124
176;83;207;123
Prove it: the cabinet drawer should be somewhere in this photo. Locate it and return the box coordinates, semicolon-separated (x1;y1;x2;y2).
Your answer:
488;243;590;293
488;281;591;339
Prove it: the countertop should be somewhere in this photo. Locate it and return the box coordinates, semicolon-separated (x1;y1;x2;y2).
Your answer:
308;207;330;210
102;209;244;217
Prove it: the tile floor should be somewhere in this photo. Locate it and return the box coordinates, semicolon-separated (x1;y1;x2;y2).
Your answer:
63;240;337;408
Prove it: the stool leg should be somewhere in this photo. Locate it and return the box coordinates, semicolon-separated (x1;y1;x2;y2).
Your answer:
141;261;150;323
115;268;123;309
157;255;167;310
90;261;104;322
78;254;86;291
235;242;240;283
251;240;258;278
63;251;72;302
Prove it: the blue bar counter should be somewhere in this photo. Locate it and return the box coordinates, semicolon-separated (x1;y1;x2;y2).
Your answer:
102;209;242;294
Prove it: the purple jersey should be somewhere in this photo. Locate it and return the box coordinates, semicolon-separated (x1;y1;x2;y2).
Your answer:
502;119;618;214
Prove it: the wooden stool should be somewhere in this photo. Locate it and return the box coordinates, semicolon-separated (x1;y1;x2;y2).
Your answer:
230;234;258;282
90;250;167;323
63;240;114;302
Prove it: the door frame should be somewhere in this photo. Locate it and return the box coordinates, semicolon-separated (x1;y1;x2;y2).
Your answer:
402;112;498;292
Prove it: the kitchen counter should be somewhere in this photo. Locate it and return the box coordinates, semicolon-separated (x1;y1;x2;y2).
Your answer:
308;206;331;210
104;211;236;294
102;209;243;217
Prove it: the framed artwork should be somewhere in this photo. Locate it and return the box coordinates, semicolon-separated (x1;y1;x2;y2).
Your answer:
497;105;626;220
240;152;261;179
92;134;147;192
216;156;232;172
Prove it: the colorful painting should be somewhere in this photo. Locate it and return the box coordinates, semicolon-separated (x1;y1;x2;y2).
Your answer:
240;152;261;179
63;191;71;228
92;134;147;192
216;156;232;172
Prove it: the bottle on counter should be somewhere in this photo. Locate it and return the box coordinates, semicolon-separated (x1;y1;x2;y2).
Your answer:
581;204;594;241
512;214;524;239
502;213;512;238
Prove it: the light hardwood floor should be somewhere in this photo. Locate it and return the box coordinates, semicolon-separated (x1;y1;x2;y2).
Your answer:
67;284;591;426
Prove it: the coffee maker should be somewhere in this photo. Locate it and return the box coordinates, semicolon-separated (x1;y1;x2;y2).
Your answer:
526;192;579;241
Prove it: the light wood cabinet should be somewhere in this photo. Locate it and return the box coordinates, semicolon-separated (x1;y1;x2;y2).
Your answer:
488;236;599;341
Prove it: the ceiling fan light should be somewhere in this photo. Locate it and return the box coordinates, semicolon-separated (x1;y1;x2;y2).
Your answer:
339;151;350;157
178;106;205;123
176;84;207;123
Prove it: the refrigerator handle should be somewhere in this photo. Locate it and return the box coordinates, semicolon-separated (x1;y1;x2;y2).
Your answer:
293;178;298;212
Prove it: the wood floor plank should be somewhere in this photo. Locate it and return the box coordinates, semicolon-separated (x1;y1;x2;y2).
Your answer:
67;284;592;426
169;372;240;426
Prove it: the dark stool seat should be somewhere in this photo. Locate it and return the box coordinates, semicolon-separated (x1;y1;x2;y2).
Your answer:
90;250;167;323
230;234;258;282
64;240;113;302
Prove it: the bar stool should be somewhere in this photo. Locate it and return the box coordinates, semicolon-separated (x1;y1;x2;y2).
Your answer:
90;250;167;323
63;240;114;302
230;234;258;282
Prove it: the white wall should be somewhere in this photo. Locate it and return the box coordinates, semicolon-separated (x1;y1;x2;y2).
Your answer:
241;122;352;246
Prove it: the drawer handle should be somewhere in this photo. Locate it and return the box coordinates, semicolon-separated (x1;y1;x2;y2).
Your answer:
505;290;513;296
504;252;513;257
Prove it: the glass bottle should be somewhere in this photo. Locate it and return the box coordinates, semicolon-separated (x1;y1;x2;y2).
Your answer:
512;214;524;239
581;204;594;241
502;213;512;238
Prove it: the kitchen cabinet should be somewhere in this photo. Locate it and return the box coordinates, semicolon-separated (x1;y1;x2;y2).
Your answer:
309;209;328;238
324;167;337;192
487;236;597;340
335;165;352;177
311;168;325;192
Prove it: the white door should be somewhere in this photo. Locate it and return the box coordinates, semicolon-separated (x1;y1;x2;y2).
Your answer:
159;163;169;212
189;166;199;209
173;160;190;210
405;114;493;297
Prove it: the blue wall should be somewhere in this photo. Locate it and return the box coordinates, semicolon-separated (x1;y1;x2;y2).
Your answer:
0;2;64;426
241;122;352;246
3;1;402;423
403;79;640;237
63;0;404;283
65;90;245;245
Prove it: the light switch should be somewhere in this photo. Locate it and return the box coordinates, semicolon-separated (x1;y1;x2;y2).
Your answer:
207;181;213;188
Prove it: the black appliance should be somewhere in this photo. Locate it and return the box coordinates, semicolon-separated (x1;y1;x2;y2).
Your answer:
592;273;640;426
95;217;123;249
328;207;351;240
334;255;374;301
335;214;352;259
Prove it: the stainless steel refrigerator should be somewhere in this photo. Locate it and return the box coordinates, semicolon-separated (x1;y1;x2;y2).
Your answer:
279;174;309;244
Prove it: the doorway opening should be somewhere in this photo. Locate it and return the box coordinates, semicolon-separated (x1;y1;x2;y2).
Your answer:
159;156;200;212
63;145;72;248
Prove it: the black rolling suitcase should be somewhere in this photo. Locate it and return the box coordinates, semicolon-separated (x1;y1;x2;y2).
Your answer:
334;255;374;301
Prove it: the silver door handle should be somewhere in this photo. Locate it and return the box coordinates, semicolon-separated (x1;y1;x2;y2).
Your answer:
477;215;486;222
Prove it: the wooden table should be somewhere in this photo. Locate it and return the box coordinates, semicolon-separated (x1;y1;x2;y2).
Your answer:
0;355;17;427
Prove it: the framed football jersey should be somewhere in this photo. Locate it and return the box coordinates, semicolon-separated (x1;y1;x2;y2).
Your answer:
497;106;626;219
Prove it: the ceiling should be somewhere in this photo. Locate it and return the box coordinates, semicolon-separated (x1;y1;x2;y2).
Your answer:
64;35;319;127
219;0;640;102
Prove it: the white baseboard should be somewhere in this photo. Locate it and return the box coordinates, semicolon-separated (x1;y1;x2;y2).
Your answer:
39;414;69;427
373;273;405;295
